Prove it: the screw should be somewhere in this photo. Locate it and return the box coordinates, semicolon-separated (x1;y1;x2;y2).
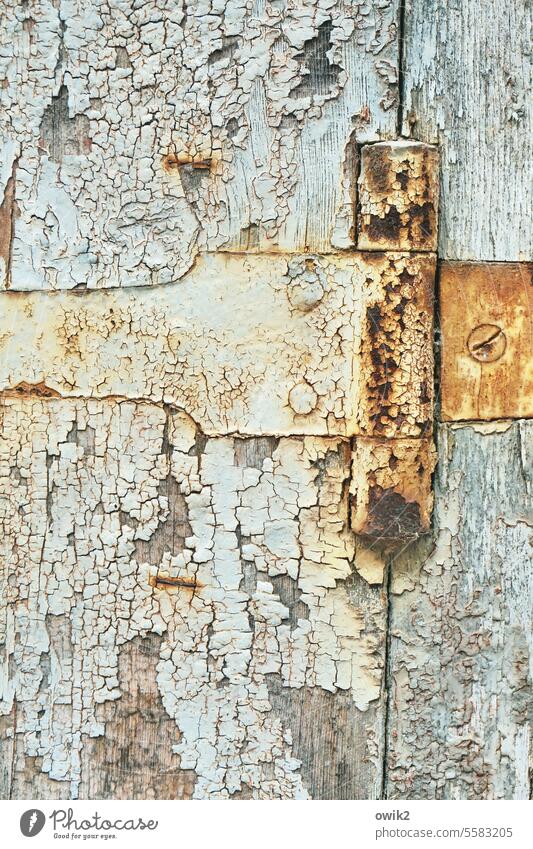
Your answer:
467;324;506;362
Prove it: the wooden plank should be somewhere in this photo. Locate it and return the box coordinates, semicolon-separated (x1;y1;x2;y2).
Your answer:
0;1;401;291
402;0;532;261
386;422;533;799
0;398;386;799
440;262;533;421
0;252;435;438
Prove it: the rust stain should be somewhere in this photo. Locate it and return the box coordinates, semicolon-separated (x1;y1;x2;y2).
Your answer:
8;381;62;398
0;159;17;287
360;485;423;545
361;255;434;439
350;437;436;549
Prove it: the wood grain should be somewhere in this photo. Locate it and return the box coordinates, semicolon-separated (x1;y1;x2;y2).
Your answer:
0;252;435;439
386;423;533;799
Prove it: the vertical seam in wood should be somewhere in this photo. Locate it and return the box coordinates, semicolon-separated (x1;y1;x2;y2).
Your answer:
396;0;407;136
9;699;17;800
381;557;393;799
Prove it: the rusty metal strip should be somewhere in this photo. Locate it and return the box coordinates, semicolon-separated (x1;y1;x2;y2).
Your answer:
0;251;434;440
357;141;439;253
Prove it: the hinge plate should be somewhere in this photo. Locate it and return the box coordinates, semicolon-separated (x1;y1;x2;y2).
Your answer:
440;262;533;421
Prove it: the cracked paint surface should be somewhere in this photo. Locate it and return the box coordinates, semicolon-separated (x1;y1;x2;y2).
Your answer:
0;0;400;290
0;398;386;798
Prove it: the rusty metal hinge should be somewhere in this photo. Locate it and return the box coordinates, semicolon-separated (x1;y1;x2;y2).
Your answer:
0;141;440;549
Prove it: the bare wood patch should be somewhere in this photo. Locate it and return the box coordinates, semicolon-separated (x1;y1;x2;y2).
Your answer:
2;1;401;288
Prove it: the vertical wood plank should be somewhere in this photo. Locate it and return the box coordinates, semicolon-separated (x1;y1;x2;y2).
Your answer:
386;423;532;799
402;0;532;261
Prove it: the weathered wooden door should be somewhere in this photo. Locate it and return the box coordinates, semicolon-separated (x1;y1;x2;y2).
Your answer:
0;0;530;800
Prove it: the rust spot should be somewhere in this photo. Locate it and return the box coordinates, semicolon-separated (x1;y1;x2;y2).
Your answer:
399;268;415;286
226;117;239;139
162;153;212;172
9;381;62;398
366;303;383;335
467;323;507;363
366;207;401;243
362;485;423;545
357;142;439;252
23;17;36;35
397;167;409;191
291;20;341;98
115;46;132;69
419;381;431;405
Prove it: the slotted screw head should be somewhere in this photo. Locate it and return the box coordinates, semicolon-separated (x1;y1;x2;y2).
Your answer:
467;324;506;362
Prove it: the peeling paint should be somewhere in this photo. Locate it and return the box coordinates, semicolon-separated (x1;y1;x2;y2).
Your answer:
0;398;386;798
0;0;400;290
